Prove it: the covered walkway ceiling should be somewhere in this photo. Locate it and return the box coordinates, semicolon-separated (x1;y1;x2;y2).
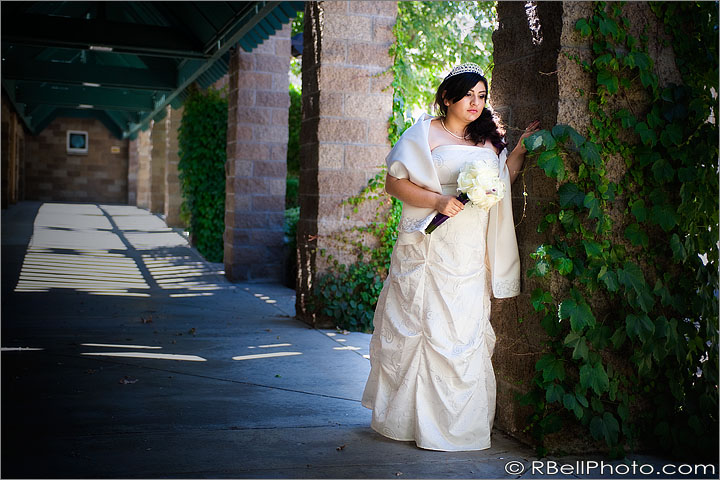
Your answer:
1;1;303;139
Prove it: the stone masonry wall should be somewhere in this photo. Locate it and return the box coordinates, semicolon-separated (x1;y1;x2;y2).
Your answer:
135;128;152;209
296;1;397;326
149;117;166;214
165;105;184;227
23;117;128;204
2;93;25;208
128;138;138;205
224;24;291;281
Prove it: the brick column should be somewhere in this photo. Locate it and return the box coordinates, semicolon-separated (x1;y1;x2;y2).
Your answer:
165;105;184;227
224;23;291;281
135;129;152;209
296;1;397;326
128;138;139;205
149;117;166;214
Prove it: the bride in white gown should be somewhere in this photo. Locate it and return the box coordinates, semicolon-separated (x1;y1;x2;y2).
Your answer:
362;63;540;451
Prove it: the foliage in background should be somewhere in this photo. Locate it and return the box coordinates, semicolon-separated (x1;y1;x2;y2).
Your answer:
291;10;304;36
286;83;301;209
391;1;496;119
309;173;402;332
308;2;497;331
519;1;718;460
177;85;228;262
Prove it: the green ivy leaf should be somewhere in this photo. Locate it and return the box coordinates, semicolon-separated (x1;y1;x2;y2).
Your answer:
625;223;649;249
630;199;648;222
558;183;586;208
580;361;610;396
559;294;596;332
597;70;619;94
660;123;684;147
546;383;565;404
580;141;602;168
575;390;589;408
556;257;574;275
598;17;620;40
617;402;630;422
615;109;636;128
563;393;584;419
651;204;678;231
617;261;645;293
575;18;592;36
651;157;675;183
537;150;565;179
582;240;603;258
629;51;652;70
531;288;553;312
583;192;602;220
524;131;544;152
640;70;658;90
634;122;657;146
565;331;590;361
670;233;687;261
536;353;566;382
594;412;620;446
626;313;655;340
598;266;620;292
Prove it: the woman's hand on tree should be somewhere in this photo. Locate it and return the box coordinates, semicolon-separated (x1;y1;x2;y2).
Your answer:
515;120;541;153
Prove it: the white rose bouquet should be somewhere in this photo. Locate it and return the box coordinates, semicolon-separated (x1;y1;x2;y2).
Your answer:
425;162;506;234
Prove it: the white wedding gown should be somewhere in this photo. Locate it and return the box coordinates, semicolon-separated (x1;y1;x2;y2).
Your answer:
362;144;499;451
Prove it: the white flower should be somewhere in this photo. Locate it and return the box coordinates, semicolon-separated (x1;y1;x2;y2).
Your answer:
456;162;505;209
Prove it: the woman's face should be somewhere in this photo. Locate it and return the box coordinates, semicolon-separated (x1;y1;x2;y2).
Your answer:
445;80;487;123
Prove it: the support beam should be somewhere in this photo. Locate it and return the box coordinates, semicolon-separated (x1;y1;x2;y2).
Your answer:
2;59;177;91
15;84;156;111
1;14;207;59
124;1;284;139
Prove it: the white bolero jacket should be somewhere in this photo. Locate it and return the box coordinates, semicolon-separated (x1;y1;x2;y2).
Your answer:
385;113;521;298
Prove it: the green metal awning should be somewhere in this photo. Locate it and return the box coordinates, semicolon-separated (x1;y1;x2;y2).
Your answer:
1;1;303;139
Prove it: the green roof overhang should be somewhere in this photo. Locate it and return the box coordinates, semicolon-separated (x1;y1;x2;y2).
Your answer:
1;1;304;140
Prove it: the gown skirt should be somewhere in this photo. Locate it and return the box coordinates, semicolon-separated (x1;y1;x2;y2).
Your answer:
361;145;498;452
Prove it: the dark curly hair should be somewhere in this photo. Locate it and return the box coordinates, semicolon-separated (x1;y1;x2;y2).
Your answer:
434;72;506;153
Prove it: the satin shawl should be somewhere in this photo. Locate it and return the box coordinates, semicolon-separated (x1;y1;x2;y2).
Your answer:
385;113;521;298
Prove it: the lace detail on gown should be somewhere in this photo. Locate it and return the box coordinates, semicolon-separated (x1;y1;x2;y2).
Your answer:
362;145;501;451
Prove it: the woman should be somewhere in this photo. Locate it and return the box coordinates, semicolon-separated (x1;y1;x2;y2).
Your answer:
361;63;540;451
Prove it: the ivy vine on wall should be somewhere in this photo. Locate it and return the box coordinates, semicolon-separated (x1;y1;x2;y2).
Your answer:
177;85;228;263
520;1;718;459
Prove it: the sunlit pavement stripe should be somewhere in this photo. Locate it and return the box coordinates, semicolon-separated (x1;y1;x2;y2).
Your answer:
81;343;162;349
82;352;206;362
232;352;303;361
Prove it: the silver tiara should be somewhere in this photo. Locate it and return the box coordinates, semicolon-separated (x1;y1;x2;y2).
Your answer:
444;62;484;80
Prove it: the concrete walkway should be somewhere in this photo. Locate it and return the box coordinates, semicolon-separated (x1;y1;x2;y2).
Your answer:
1;202;709;479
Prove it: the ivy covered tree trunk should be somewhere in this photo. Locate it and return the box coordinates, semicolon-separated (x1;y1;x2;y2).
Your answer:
494;1;718;460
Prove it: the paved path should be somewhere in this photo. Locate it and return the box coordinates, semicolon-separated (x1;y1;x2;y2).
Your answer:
1;202;709;479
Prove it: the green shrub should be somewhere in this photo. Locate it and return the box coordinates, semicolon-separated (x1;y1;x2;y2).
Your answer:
177;85;228;262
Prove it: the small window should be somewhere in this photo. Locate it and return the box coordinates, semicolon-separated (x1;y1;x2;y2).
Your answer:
66;130;88;155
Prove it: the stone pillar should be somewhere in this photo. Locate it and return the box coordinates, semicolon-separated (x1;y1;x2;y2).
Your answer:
149;117;166;214
1;96;22;208
128;138;139;205
296;1;397;326
135;128;152;209
224;23;291;281
165;105;184;227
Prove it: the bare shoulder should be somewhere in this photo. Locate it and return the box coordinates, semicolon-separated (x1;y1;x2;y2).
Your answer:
428;118;445;151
